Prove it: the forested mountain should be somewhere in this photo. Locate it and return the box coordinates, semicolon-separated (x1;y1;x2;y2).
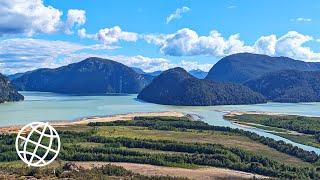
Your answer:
138;67;266;106
206;53;320;83
7;73;24;81
245;70;320;103
0;74;24;103
12;57;153;94
189;69;208;79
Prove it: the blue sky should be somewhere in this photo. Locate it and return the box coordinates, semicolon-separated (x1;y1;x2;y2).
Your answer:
1;0;320;74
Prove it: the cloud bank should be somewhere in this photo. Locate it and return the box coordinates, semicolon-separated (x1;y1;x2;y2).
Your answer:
0;38;102;74
0;38;211;74
145;29;320;61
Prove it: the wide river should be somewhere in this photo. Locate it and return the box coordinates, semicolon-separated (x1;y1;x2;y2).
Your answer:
1;91;320;153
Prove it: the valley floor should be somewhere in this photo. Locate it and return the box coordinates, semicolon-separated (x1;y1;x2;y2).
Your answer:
0;112;319;179
75;162;267;179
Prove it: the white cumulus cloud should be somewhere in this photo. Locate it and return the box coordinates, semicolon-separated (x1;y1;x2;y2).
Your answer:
275;31;320;60
145;29;320;61
0;0;62;36
145;28;252;57
0;1;87;36
253;35;277;55
64;9;86;34
97;26;138;44
166;6;190;24
78;26;138;45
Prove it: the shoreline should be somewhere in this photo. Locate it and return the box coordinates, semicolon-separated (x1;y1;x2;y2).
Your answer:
74;162;268;179
223;110;285;118
223;111;293;130
0;111;185;134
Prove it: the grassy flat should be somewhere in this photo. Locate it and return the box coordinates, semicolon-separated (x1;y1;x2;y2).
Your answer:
225;113;320;148
93;125;311;167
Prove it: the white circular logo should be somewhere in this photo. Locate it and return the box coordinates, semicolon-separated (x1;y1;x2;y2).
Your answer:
15;122;61;167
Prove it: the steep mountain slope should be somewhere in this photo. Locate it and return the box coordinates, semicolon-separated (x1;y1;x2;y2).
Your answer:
7;73;24;81
0;74;24;103
206;53;320;83
12;57;152;94
131;67;146;74
138;67;266;106
245;70;320;103
7;70;36;81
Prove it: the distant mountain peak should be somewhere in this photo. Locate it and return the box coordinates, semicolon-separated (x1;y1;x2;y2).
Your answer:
188;69;208;79
158;67;192;80
189;69;204;72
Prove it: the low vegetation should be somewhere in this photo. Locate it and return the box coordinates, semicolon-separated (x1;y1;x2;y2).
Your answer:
225;113;320;148
0;116;320;179
0;162;185;179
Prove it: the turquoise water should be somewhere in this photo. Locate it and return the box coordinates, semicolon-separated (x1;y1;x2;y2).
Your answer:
1;91;320;153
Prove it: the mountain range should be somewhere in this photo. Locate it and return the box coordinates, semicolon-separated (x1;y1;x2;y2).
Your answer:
205;53;320;83
132;68;208;79
0;73;24;103
245;70;320;103
138;67;266;106
6;53;320;105
12;57;152;94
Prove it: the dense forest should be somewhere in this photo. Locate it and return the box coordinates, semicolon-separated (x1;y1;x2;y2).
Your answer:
138;67;266;106
205;53;320;83
0;73;24;103
245;70;320;103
